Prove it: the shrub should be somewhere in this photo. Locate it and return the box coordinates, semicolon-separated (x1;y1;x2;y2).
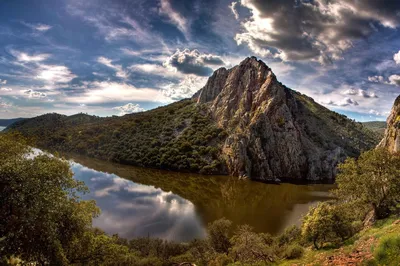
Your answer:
283;244;304;259
301;202;354;249
373;235;400;266
207;218;232;253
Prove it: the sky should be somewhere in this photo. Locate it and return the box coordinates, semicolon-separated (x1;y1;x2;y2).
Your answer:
1;0;400;121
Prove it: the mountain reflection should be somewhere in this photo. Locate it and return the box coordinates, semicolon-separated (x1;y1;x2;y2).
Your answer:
67;154;334;242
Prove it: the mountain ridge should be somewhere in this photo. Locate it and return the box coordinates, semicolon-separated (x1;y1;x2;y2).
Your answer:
6;57;379;181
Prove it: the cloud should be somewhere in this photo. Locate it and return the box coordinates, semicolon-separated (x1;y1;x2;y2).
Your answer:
113;103;145;116
128;63;183;78
97;57;128;79
0;79;6;85
342;88;378;98
160;75;207;102
235;0;400;63
388;74;400;86
36;64;77;83
394;50;400;64
11;50;50;62
229;2;239;20
22;22;52;32
326;97;359;107
65;81;162;104
0;88;12;91
163;49;226;76
159;0;188;37
23;89;47;98
368;76;385;83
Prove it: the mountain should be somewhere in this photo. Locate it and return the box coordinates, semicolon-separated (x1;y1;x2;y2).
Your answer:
378;95;400;152
0;118;26;127
362;121;386;138
7;57;379;182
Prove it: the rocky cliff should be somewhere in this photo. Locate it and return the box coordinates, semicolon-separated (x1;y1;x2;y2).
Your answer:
378;95;400;153
194;57;377;181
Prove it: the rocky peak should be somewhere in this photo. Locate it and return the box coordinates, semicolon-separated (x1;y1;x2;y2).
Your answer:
378;95;400;152
191;56;377;181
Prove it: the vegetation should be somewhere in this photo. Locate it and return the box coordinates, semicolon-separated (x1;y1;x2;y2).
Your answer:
362;121;386;138
7;100;227;174
2;134;400;265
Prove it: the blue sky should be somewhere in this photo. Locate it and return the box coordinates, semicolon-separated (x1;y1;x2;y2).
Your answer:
0;0;400;121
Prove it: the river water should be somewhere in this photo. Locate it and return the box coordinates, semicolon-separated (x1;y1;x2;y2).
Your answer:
66;154;334;242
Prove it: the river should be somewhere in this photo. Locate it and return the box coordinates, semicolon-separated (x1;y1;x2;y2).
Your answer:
66;153;334;242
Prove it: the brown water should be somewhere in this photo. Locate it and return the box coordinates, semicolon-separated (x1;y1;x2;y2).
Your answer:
67;154;334;242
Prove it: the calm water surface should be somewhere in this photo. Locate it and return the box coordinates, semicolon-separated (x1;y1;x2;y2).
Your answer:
0;126;5;131
67;154;334;242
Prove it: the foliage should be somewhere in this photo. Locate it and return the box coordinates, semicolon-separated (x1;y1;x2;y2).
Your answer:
230;225;274;264
373;235;400;266
8;100;227;174
301;202;354;249
334;148;400;218
0;134;99;265
207;217;232;253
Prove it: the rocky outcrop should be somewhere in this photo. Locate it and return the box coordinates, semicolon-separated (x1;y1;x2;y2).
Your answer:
378;95;400;153
194;57;378;181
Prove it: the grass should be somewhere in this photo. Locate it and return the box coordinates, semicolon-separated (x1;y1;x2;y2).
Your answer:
277;217;400;265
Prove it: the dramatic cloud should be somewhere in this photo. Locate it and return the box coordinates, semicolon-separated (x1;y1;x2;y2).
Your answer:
11;50;50;62
163;49;226;76
65;81;161;104
36;65;77;83
159;0;188;37
235;0;400;63
113;103;145;116
160;76;207;102
394;50;400;64
97;57;128;79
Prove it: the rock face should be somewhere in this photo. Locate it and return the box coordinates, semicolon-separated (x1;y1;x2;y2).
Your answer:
378;95;400;153
195;57;377;181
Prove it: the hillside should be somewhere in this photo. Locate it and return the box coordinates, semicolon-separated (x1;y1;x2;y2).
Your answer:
0;118;25;127
7;57;379;181
362;121;386;138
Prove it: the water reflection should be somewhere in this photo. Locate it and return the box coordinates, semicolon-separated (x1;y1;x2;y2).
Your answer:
67;154;334;242
71;163;206;242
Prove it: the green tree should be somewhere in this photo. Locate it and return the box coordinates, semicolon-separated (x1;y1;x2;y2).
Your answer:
334;148;400;219
0;134;99;265
301;202;353;249
207;218;232;254
230;225;274;264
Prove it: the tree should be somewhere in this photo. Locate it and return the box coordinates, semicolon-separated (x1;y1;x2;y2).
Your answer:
207;218;232;253
301;202;353;249
0;134;99;265
230;225;274;263
334;148;400;219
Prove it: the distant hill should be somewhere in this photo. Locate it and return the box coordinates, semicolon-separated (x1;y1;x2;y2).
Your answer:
362;121;386;138
0;118;26;127
8;57;379;182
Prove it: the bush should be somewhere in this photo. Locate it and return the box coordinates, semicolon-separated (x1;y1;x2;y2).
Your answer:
373;235;400;265
230;225;274;264
207;218;232;253
301;202;354;249
283;244;304;259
